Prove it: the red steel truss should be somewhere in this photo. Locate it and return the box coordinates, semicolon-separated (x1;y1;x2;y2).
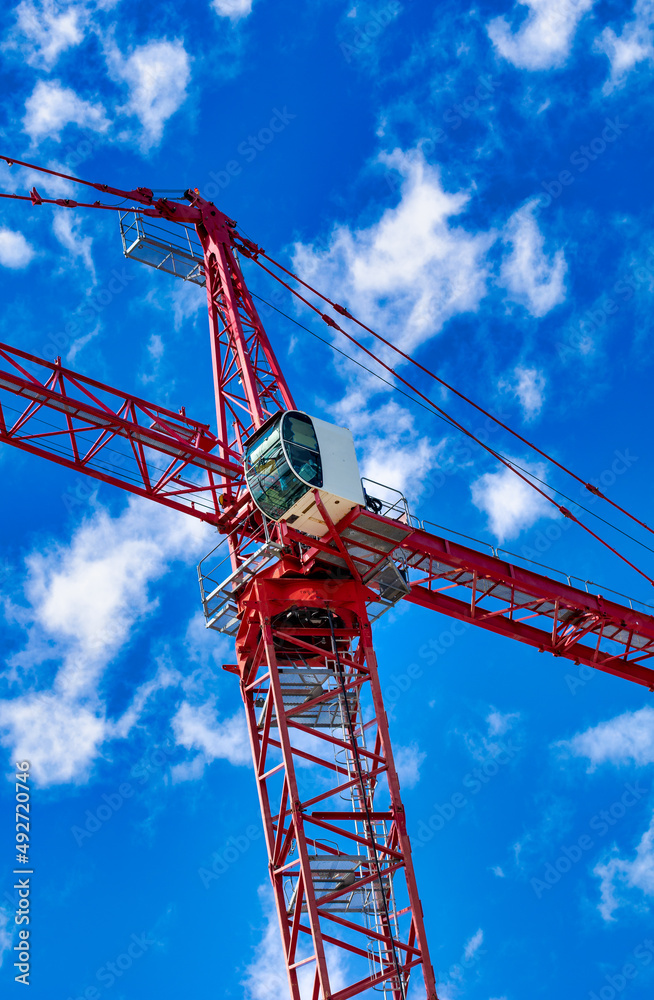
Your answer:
122;192;296;538
234;569;436;1000
285;506;654;688
123;191;296;487
0;340;241;525
195;202;295;461
401;524;654;689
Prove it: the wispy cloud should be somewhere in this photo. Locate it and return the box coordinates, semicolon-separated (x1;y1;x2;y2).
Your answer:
8;0;86;70
558;706;654;769
499;365;546;421
211;0;253;19
52;210;96;278
471;457;557;542
107;38;191;150
487;709;521;737
293;148;494;358
335;396;443;501
242;886;349;998
436;927;486;998
594;813;654;920
0;498;211;785
0;228;35;269
595;0;654;91
171;698;251;780
499;202;567;317
488;0;594;70
461;706;521;761
22;79;109;143
464;927;484;961
0;906;13;969
291;147;495;499
394;742;426;788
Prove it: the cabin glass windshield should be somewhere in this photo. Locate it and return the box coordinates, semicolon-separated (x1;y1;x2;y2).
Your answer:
244;414;319;520
282;413;323;488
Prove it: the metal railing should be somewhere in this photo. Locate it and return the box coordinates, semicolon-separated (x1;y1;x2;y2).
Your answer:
412;516;654;614
361;477;411;523
119;211;206;286
197;521;283;635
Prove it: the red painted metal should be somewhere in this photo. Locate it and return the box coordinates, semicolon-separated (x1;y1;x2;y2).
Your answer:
396;517;654;688
190;195;295;512
236;571;437;1000
400;523;654;688
0;340;241;524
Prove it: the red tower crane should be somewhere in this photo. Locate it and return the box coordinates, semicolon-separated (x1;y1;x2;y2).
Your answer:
1;157;653;1000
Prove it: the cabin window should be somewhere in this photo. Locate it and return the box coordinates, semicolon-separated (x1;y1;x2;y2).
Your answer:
245;412;322;520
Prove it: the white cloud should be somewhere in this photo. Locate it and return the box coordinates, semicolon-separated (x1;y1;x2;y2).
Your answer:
9;0;85;69
0;228;35;269
293;148;494;358
487;709;520;736
23;79;109;142
337;395;442;501
112;661;182;740
559;706;654;920
148;333;164;361
491;865;506;877
66;324;100;365
242;886;348;999
462;707;521;762
139;331;166;386
242;887;291;1000
108;39;191;150
596;0;654;91
499;365;546;420
488;0;594;70
170;281;204;330
594;813;654;920
20;503;203;697
0;498;212;785
294;146;463;495
0;694;106;785
435;927;486;999
560;706;654;769
464;928;484;961
183;610;232;671
0;158;76;201
394;742;426;788
471;458;558;542
211;0;253;18
290;150;562;516
171;698;251;777
52;210;95;277
499;202;567;317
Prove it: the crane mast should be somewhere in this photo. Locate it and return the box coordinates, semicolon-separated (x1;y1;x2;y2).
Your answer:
188;192;438;998
0;161;653;998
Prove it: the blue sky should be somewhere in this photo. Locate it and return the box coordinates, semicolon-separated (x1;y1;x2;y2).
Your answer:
1;0;654;998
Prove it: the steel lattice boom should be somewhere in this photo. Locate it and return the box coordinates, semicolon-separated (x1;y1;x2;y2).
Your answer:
402;525;654;689
0;340;240;524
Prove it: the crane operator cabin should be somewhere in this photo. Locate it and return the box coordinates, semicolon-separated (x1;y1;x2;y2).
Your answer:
244;409;365;537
